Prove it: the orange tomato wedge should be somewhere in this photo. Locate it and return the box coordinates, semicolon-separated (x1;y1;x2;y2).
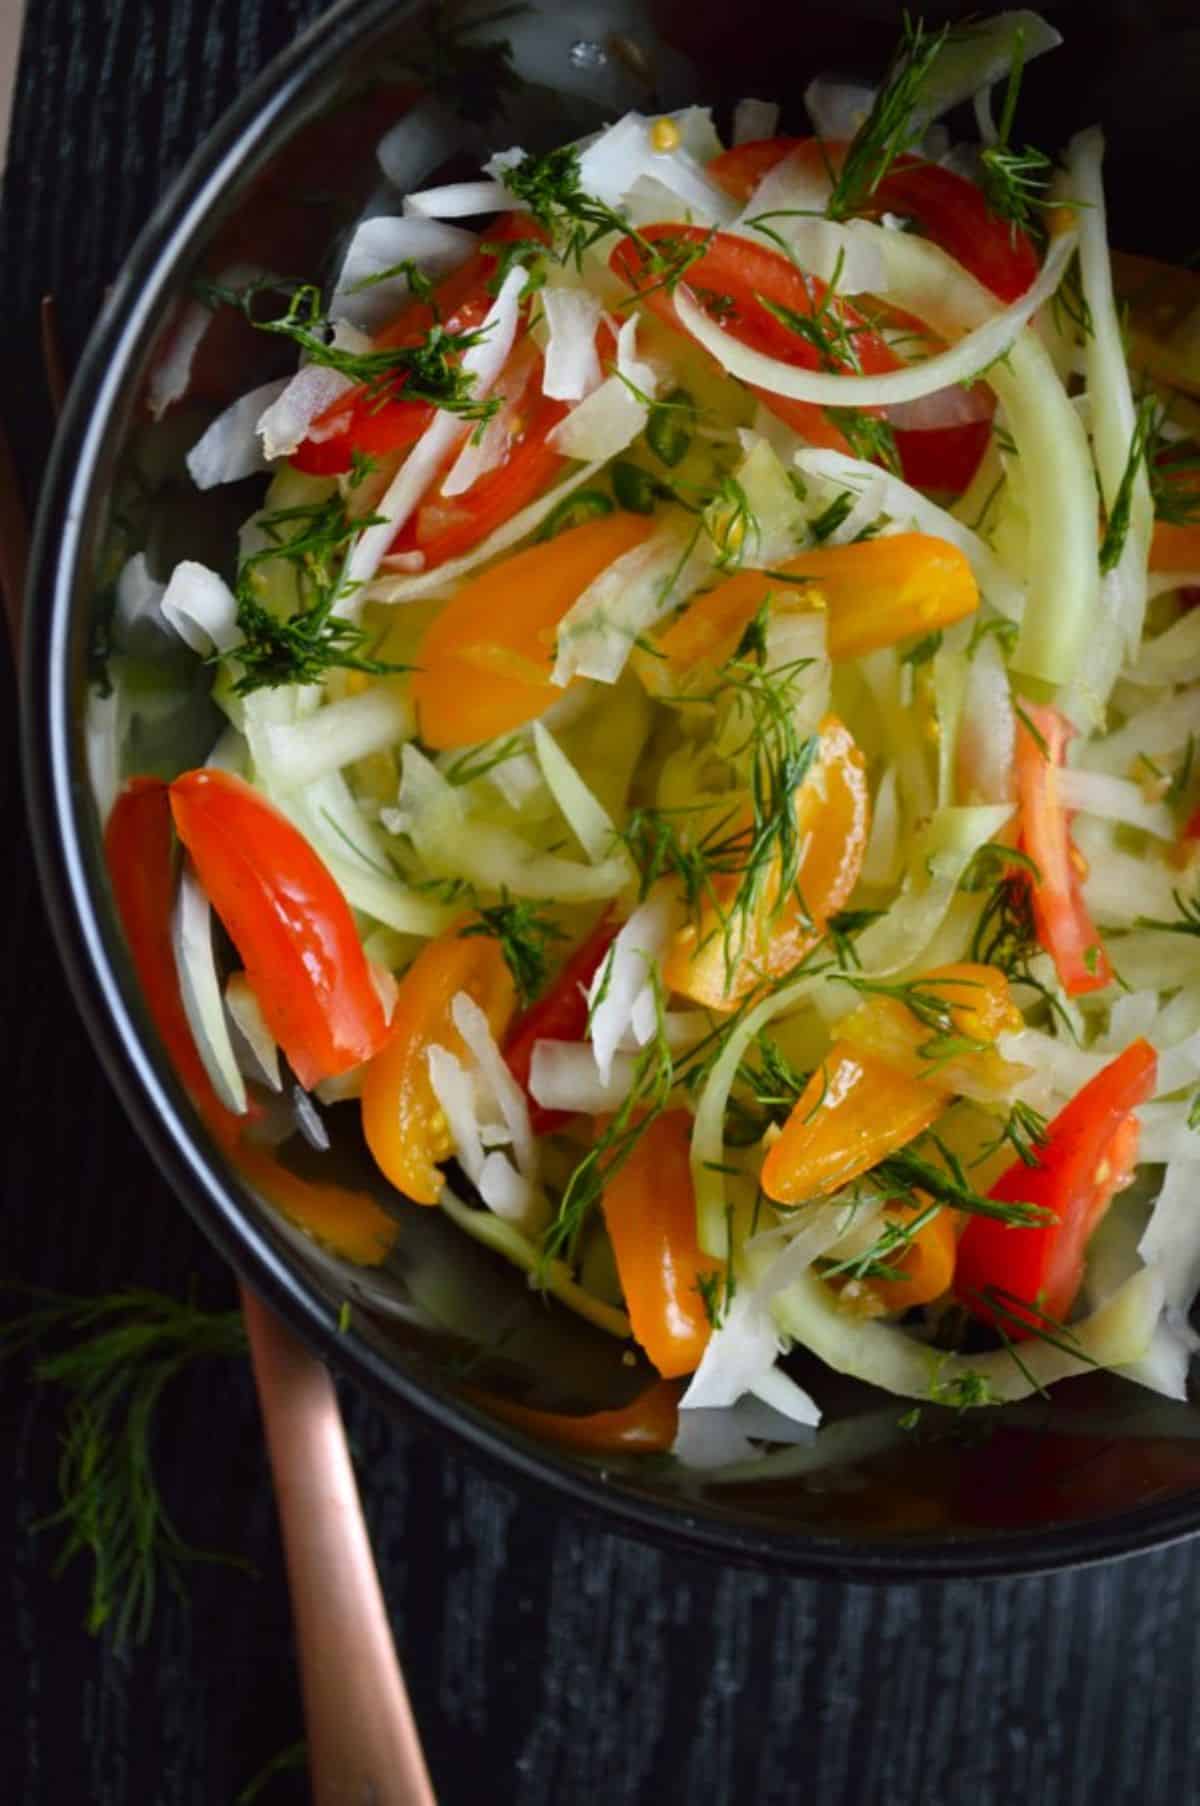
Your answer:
601;1111;720;1380
642;534;978;694
662;715;869;1009
761;1043;944;1205
410;511;655;749
838;961;1023;1095
360;928;515;1204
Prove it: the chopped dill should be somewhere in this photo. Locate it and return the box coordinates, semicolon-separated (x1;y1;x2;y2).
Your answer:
834;970;990;1071
977;24;1053;237
873;1140;1050;1229
826;907;885;969
442;734;527;787
972;1099;1050;1169
899;628;944;669
1099;395;1155;574
829;408;902;473
1013;700;1050;759
808;489;856;543
825;16;951;221
459;896;567;1005
967;614;1019;658
233;494;411;693
1134;891;1200;938
502;143;652;271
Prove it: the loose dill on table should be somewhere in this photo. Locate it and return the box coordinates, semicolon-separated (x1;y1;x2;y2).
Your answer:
232;493;411;693
1;1286;251;1648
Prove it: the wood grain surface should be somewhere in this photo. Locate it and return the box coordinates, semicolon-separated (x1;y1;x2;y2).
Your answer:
5;4;1200;1802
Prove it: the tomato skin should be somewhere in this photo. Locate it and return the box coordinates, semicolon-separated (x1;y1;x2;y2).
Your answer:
168;770;390;1090
1014;703;1113;996
708;137;1039;301
601;1111;719;1379
360;929;516;1205
504;916;618;1134
956;1039;1157;1334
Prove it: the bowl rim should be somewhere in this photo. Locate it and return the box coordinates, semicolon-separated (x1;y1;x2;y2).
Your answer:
20;0;1200;1581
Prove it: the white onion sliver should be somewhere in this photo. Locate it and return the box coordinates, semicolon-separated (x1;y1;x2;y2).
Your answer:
680;1290;782;1411
587;890;677;1084
291;1084;330;1152
528;1041;637;1115
531;720;619;865
260;687;413;791
187;379;286;489
674;224;1077;410
114;553;166;637
331;214;476;332
427;1044;485;1183
160;561;242;657
451;990;536;1178
441;339;539;499
225;972;282;1091
403;179;512;219
956;631;1016;805
344;263;527;590
478;1151;534;1221
748;1365;823;1428
541;287;603;401
258;367;356;462
803;76;875;140
148;261;264;419
1056;768;1176;841
172;867;247;1116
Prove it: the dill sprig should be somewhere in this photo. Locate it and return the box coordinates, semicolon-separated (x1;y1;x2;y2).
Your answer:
968;863;1075;1038
725;1030;811;1144
834;971;990;1071
502;144;653;273
1099;395;1156;574
973;1098;1050;1168
874;1139;1050;1229
696;1206;738;1328
826;907;885;970
978;24;1053;236
200;277;503;422
1134;891;1200;937
1;1287;250;1647
459;896;567;1005
830;408;902;473
233;494;410;693
825;15;951;221
442;733;527;787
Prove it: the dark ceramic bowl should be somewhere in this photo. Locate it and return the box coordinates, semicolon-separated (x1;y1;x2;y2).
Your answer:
22;0;1200;1578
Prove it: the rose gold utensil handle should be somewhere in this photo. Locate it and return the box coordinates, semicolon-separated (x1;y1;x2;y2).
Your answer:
241;1284;437;1806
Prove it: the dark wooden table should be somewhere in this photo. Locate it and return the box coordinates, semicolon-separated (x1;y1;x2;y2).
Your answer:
6;3;1200;1801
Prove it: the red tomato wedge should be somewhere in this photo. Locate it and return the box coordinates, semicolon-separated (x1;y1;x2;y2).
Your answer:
956;1039;1156;1335
292;214;546;478
707;137;1040;302
609;223;903;454
388;352;571;569
169;770;390;1089
1014;702;1113;996
504;915;618;1134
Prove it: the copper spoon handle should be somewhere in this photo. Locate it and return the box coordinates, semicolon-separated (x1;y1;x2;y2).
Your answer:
242;1285;438;1806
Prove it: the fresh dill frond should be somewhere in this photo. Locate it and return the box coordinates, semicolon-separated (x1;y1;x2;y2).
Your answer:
834;971;989;1071
1134;890;1200;937
972;1285;1099;1370
972;1099;1050;1169
1050;252;1093;342
233;494;410;693
829;408;902;473
826;907;885;970
967;613;1019;658
1167;736;1197;808
977;24;1053;236
825;15;951;221
727;1030;810;1143
1012;700;1050;759
502;143;653;272
1;1286;250;1648
928;1364;996;1411
459;896;567;1005
808;489;856;543
968;865;1075;1037
442;733;527;787
873;1141;1050;1229
900;629;944;669
1099;395;1155;574
820;1197;944;1287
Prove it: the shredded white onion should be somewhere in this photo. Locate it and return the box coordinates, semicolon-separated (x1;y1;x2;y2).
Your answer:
160;561;242;657
172;865;247;1116
956;631;1016;805
541;287;604;401
403;178;512;219
344;263;527;590
1056;767;1176;841
531;721;621;865
114;553;166;637
225;972;281;1091
186;379;286;489
676;224;1076;409
528;1041;637;1115
148;261;264;419
258;687;413;790
331;214;476;332
587;890;678;1084
257;366;355;462
553;516;704;687
441;338;539;498
451;991;536;1180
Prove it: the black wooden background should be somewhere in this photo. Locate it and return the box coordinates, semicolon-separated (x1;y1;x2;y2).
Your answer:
6;3;1200;1802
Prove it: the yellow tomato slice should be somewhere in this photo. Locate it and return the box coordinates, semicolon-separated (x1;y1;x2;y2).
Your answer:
411;511;655;749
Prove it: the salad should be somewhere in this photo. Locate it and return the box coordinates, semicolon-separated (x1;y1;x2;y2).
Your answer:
100;9;1200;1460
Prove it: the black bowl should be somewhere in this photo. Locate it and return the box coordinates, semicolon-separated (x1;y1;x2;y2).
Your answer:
22;0;1200;1578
